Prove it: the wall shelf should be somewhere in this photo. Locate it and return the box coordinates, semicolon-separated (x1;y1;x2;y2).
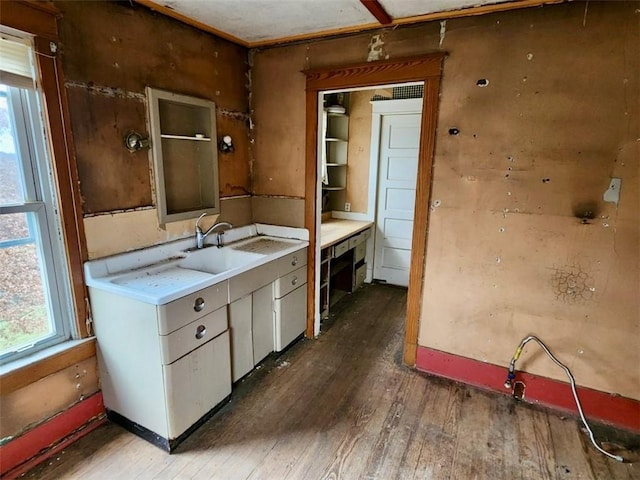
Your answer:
147;87;220;226
160;134;212;141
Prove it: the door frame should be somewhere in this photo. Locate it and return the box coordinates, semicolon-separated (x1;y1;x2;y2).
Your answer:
370;98;424;285
303;54;445;366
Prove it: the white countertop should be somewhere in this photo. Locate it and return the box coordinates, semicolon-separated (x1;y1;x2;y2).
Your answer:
84;224;308;305
320;219;373;249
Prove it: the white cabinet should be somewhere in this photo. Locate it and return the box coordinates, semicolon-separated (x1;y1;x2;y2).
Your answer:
146;87;220;225
228;283;277;382
227;249;308;378
164;331;230;438
90;280;231;452
274;281;307;352
229;295;254;382
252;283;275;364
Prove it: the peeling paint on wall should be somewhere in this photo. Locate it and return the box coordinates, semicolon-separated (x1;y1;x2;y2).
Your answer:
550;264;595;304
367;34;388;62
64;81;146;101
603;177;622;205
439;20;447;48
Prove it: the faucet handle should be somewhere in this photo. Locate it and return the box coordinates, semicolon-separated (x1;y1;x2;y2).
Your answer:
195;213;207;232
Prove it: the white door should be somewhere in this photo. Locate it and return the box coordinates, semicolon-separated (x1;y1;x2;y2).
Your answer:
373;113;421;287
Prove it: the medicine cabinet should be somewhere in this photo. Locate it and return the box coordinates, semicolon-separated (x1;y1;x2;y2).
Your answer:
146;87;220;226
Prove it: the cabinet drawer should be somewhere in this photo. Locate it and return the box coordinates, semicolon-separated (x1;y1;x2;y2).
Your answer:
228;259;278;303
276;248;307;276
332;240;349;259
348;228;371;249
160;306;228;365
158;281;228;335
274;265;307;299
354;242;366;263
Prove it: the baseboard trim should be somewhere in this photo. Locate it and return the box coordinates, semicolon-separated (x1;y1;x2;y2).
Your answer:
416;346;640;433
0;392;106;478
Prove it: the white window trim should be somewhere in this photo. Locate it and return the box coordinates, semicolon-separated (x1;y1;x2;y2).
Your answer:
0;83;75;364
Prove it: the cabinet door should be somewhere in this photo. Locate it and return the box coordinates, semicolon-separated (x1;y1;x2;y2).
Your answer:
274;285;307;352
229;295;254;382
163;330;231;439
252;283;274;364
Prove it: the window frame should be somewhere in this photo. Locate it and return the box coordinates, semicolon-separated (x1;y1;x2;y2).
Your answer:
0;84;76;363
0;2;91;363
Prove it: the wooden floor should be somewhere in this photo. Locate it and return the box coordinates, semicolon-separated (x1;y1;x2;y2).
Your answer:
25;285;639;479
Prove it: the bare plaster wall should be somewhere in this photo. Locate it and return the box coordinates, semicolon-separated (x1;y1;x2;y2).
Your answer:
56;1;251;257
251;2;640;399
346;90;373;214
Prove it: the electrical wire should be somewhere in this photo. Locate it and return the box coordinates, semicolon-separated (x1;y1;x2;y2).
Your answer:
506;335;624;463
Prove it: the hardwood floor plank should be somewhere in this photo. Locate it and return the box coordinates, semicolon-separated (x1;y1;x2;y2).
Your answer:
21;285;639;480
515;406;557;480
548;415;597;479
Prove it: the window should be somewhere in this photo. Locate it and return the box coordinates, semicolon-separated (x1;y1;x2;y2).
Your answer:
0;33;75;364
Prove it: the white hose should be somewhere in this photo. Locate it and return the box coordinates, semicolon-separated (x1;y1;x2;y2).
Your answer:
507;335;624;463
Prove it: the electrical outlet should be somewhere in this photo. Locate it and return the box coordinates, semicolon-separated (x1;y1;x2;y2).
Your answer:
344;203;351;212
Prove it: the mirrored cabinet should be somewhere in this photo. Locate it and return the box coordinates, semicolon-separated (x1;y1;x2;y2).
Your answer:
146;87;220;225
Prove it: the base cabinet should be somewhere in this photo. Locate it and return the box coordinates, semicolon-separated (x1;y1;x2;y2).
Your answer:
274;284;307;352
228;250;309;377
164;330;231;438
90;282;232;452
229;295;254;382
252;283;275;364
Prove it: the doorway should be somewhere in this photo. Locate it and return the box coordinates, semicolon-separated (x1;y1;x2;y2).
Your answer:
304;54;445;366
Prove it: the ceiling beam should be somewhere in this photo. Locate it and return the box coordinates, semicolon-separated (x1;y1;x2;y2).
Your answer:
250;0;565;48
360;0;392;25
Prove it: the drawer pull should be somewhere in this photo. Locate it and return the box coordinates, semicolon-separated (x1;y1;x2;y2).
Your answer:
194;297;205;312
292;276;298;286
291;256;298;266
195;324;207;339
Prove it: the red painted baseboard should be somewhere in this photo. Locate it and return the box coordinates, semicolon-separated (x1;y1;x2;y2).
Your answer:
416;346;640;433
0;392;106;478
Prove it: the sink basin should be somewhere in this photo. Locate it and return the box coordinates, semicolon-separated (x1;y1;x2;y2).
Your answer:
179;246;265;274
231;236;301;255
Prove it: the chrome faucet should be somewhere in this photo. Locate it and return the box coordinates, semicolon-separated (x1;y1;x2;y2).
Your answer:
195;213;233;249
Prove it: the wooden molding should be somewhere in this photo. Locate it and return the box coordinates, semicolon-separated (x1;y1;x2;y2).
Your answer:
131;0;564;49
134;0;250;47
304;54;445;365
250;0;565;48
303;54;445;91
0;1;59;39
417;346;640;433
360;0;392;25
0;392;105;477
0;339;96;395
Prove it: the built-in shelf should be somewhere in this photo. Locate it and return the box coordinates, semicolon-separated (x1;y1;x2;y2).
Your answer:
147;87;220;226
321;93;349;212
160;134;212;141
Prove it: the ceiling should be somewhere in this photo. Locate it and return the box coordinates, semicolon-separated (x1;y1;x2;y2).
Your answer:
136;0;559;48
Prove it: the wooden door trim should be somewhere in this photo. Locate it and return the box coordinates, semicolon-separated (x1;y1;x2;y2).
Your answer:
304;53;445;366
